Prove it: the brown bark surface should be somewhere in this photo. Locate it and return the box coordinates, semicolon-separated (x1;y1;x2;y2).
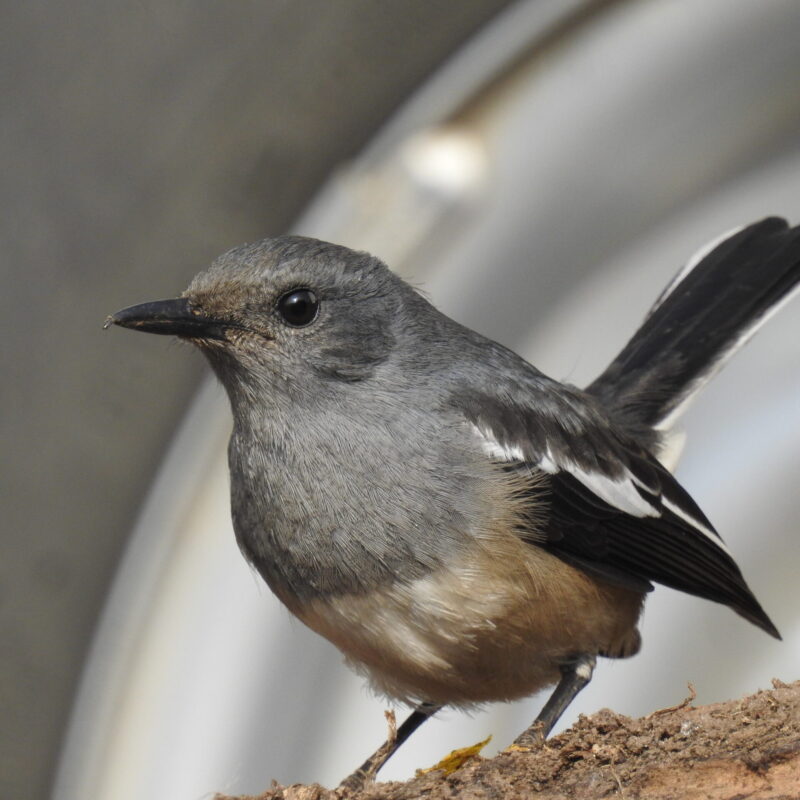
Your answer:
218;679;800;800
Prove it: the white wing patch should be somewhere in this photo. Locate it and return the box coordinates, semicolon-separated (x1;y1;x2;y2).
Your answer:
470;423;525;462
471;423;730;553
538;449;658;519
472;424;658;519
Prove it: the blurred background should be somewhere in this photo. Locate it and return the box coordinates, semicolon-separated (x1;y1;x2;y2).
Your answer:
3;2;799;799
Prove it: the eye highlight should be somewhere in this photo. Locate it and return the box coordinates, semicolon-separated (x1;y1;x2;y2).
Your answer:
276;289;319;327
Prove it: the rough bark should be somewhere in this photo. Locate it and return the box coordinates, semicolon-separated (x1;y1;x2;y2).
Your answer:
217;679;800;800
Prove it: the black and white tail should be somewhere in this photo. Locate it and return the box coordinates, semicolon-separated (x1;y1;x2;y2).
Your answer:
589;217;800;430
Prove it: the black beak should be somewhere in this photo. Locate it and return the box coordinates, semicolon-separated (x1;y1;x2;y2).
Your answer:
104;298;227;340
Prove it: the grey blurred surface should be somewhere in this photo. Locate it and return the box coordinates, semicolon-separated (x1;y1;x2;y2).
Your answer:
0;4;513;798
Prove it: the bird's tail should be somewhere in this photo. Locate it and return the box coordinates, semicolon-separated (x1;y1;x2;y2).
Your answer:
588;217;800;431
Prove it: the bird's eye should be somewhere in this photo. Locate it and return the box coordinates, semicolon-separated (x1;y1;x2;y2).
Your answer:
276;289;319;327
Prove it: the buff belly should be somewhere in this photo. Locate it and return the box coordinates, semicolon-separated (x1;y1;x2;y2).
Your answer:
288;536;644;706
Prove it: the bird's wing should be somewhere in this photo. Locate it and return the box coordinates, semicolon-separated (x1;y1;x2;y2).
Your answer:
455;387;779;637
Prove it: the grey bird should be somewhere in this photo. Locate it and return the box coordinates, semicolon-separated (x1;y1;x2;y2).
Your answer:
108;217;799;788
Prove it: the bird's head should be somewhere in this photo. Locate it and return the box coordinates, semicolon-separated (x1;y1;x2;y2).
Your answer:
107;236;414;407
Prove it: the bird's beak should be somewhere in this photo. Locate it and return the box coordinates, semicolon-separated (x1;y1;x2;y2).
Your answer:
104;298;227;340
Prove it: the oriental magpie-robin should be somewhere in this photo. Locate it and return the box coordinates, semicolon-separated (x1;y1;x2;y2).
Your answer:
108;216;798;788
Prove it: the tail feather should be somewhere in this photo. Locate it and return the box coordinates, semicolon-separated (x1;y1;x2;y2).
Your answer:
589;217;800;430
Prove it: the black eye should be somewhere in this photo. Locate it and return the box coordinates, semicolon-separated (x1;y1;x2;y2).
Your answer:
276;289;319;327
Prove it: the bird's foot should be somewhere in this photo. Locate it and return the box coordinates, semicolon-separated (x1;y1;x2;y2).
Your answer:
508;720;547;751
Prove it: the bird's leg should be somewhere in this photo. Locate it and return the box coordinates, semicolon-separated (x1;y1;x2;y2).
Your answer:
339;702;441;791
512;653;596;747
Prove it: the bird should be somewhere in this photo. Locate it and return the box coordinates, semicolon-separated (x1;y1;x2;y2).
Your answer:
107;216;799;789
